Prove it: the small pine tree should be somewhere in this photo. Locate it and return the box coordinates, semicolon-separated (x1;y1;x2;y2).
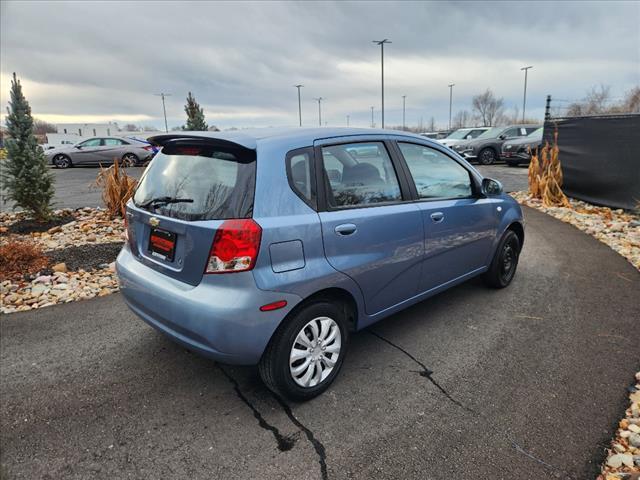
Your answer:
183;92;208;131
2;73;54;221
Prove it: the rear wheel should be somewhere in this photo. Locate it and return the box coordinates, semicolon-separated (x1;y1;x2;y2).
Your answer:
484;230;520;288
53;154;72;169
122;153;139;167
478;148;497;165
259;300;348;401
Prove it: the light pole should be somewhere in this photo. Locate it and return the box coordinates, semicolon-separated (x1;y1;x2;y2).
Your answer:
294;84;303;126
402;95;406;131
154;93;171;132
370;106;374;128
372;39;391;128
346;114;350;126
521;66;533;122
448;84;455;131
314;97;323;126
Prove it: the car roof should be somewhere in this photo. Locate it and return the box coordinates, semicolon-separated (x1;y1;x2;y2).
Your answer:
148;127;431;150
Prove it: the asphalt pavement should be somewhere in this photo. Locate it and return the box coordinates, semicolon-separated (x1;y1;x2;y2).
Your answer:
0;164;528;212
2;207;639;479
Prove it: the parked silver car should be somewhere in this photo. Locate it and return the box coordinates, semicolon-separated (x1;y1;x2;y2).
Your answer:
45;136;155;168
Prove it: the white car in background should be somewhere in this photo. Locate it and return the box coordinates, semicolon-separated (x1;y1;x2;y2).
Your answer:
439;127;491;147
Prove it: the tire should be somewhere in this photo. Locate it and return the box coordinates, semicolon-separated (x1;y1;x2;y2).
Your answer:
484;230;521;288
478;148;497;165
122;153;139;167
53;154;72;169
259;300;348;401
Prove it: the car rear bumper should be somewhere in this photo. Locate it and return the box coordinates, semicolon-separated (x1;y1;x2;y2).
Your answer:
116;245;302;365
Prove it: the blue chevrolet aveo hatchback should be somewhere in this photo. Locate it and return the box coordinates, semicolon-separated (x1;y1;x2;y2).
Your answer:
116;128;524;400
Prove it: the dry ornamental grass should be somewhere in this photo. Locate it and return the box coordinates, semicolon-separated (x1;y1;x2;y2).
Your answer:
528;128;570;208
95;159;137;218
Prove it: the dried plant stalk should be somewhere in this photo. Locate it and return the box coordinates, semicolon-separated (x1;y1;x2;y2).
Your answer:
95;159;138;218
528;128;570;207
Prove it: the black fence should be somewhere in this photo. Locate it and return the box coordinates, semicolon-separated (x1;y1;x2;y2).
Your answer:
542;114;640;210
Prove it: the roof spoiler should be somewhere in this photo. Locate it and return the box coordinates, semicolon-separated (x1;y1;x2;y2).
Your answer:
147;132;256;150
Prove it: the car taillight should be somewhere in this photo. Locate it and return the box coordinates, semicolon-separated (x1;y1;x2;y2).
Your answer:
143;145;154;151
206;219;262;274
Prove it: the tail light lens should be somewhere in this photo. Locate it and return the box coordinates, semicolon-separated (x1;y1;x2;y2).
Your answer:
206;219;262;274
143;145;154;151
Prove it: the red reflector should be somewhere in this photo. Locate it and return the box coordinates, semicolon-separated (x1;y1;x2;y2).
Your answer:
259;300;288;312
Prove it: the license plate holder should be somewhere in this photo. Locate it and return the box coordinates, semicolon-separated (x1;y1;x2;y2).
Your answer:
148;227;176;261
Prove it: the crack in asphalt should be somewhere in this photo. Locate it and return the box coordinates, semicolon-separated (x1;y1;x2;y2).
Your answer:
368;330;575;479
217;366;297;452
271;393;329;480
367;330;475;414
218;366;328;480
512;442;559;473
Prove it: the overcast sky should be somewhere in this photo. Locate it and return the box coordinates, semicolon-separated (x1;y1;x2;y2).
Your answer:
1;1;638;130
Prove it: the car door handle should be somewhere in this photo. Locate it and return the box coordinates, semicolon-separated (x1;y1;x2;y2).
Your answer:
335;223;357;236
430;212;445;223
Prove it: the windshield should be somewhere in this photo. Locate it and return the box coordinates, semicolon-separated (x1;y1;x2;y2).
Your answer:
445;129;472;140
477;127;503;139
528;127;544;138
133;143;256;221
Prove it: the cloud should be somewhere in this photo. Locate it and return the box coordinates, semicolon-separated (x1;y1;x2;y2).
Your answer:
1;0;638;129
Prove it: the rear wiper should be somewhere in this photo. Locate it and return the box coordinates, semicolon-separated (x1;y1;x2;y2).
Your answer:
138;196;194;209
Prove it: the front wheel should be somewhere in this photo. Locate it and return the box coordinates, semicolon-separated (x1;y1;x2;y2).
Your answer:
259;301;348;401
53;154;72;169
478;148;497;165
484;230;521;288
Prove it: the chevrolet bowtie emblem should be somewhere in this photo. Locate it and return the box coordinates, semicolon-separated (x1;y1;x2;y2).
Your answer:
149;217;160;227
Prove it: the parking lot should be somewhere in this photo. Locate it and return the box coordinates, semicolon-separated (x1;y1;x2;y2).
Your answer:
0;164;529;212
2;206;638;479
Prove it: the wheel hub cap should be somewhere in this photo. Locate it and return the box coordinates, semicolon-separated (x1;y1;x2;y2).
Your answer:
289;316;341;388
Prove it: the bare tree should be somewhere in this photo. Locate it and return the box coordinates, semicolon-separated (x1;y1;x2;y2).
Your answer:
567;84;613;116
472;89;504;126
453;110;471;129
621;86;640;113
122;124;139;132
33;118;57;136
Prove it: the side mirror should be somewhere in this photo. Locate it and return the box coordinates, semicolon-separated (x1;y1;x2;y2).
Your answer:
498;134;506;140
465;135;472;139
74;145;82;149
481;177;503;196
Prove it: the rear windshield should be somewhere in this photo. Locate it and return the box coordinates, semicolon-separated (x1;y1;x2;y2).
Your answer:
133;142;256;221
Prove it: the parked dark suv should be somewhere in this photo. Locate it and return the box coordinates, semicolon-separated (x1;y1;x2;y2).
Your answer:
451;125;540;165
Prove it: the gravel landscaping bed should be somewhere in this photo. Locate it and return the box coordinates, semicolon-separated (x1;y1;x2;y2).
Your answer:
0;207;125;250
510;192;640;270
1;208;124;314
598;372;640;479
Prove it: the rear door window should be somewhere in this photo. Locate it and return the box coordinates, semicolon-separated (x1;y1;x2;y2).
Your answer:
320;142;402;208
133;142;256;220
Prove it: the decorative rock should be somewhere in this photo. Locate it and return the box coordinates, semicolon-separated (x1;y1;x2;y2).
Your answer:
607;453;634;468
52;263;68;273
629;424;640;433
48;226;62;234
630;433;640;448
86;234;97;242
613;443;626;453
